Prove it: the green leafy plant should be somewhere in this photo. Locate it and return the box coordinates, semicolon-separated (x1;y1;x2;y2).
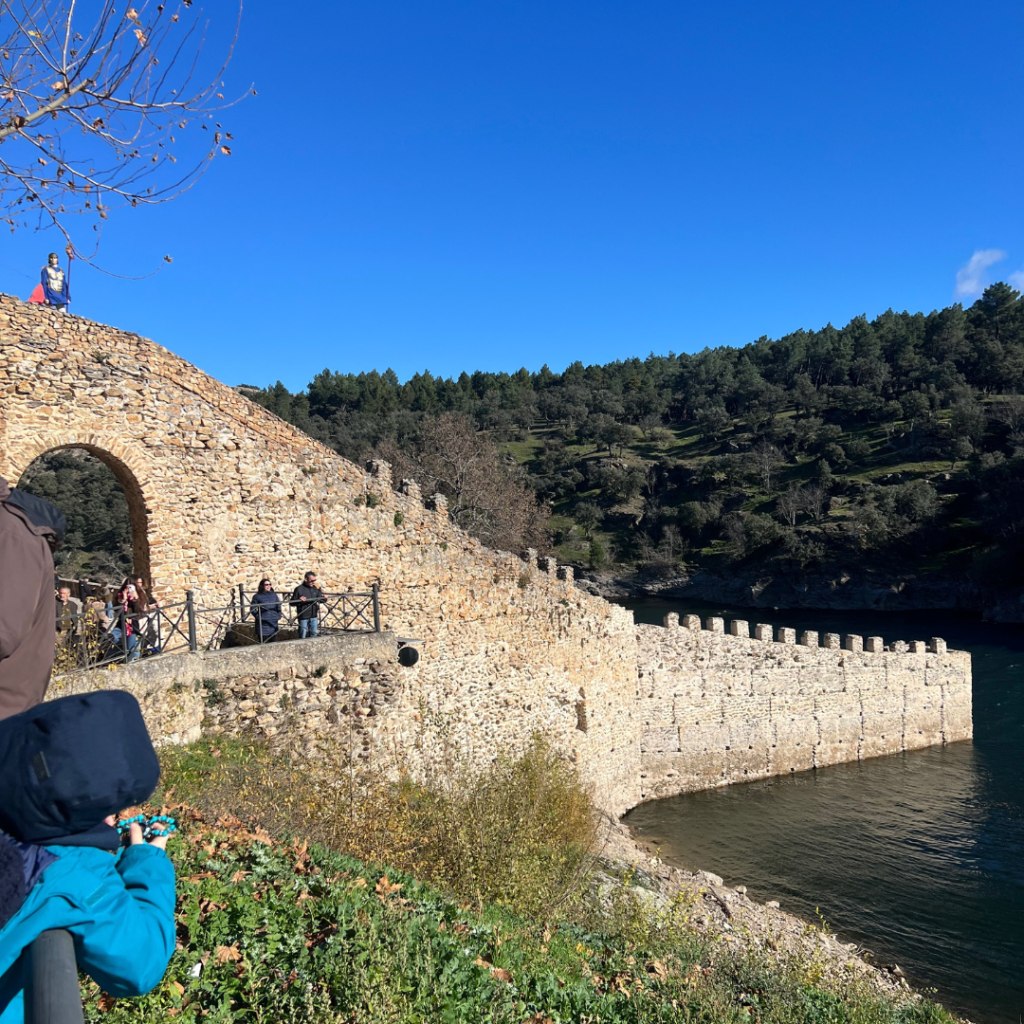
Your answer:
86;780;958;1024
199;678;225;707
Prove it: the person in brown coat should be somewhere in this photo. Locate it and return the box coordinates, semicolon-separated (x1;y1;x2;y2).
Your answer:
0;476;66;719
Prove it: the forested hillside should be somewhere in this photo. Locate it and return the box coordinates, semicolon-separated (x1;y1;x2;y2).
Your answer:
18;449;134;580
248;283;1024;602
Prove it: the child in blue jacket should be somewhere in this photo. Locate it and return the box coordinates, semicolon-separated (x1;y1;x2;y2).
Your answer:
0;691;176;1022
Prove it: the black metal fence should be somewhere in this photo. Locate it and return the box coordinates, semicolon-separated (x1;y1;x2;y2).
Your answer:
54;585;382;673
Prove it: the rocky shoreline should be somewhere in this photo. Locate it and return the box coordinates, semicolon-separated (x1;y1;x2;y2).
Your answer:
575;566;1024;624
598;817;966;1018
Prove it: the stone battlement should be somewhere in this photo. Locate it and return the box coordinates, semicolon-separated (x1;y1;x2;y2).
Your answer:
636;617;971;801
661;612;950;655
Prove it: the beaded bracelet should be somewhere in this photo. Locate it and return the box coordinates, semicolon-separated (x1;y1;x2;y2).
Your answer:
117;814;177;841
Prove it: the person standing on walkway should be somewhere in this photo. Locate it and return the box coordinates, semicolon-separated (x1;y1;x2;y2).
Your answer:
40;252;70;312
55;586;82;627
0;478;66;720
249;578;283;642
291;571;324;639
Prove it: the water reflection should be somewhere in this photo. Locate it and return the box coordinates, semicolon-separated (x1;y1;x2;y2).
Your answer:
621;601;1024;1024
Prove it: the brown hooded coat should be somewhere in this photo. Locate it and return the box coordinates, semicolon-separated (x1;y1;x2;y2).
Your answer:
0;476;56;718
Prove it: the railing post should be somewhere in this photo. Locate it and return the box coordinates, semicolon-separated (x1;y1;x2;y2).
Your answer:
371;584;381;632
25;929;84;1024
238;583;246;620
186;590;198;652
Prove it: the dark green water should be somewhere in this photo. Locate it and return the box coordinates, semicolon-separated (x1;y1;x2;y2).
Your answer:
621;600;1024;1024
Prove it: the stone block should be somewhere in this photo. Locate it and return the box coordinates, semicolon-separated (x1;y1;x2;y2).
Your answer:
778;627;797;644
729;619;749;638
942;706;973;743
800;631;819;648
904;708;943;748
640;725;680;753
859;710;904;758
909;640;928;654
823;633;841;650
890;640;909;654
754;623;773;641
865;636;884;653
683;614;702;630
930;637;947;655
398;478;421;501
556;565;574;582
770;717;817;773
814;713;862;762
803;663;849;696
663;612;680;629
844;634;863;653
537;556;557;573
706;616;725;634
724;722;770;779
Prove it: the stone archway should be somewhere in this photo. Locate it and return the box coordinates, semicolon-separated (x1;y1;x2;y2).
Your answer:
14;441;153;586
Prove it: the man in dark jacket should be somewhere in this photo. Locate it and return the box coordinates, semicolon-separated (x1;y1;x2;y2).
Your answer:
291;571;324;639
0;478;66;720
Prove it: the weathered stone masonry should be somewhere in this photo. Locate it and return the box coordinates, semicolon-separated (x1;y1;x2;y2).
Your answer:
0;296;973;814
637;614;972;801
0;295;640;814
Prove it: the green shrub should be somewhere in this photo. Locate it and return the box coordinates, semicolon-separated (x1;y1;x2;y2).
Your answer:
199;678;225;707
159;734;598;921
411;735;598;917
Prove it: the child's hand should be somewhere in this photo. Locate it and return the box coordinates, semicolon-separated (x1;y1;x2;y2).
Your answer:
129;821;168;851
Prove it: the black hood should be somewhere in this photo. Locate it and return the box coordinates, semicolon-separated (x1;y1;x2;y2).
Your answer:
1;483;67;542
0;692;159;847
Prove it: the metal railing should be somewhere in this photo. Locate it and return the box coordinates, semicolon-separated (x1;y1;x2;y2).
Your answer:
26;930;83;1024
54;585;382;672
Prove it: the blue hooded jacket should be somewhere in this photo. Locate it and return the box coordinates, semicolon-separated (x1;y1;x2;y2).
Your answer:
0;691;175;1021
0;842;175;1021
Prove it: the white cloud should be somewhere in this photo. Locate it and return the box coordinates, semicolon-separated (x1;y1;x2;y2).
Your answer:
1009;269;1024;293
954;249;1007;298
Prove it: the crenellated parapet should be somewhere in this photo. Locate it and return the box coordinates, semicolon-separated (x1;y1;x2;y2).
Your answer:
661;612;951;657
637;610;972;802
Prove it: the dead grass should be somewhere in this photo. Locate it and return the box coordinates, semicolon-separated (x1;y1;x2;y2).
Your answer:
158;733;599;920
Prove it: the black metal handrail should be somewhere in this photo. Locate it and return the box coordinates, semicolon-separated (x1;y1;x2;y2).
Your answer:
53;585;382;672
26;930;84;1024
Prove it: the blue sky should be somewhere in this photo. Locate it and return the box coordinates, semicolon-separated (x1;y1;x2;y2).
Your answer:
3;0;1023;391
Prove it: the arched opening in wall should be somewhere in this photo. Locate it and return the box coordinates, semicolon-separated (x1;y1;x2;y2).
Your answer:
16;446;151;588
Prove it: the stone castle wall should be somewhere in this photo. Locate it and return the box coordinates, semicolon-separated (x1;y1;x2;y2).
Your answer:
636;614;972;800
0;296;973;814
49;631;402;758
0;296;640;814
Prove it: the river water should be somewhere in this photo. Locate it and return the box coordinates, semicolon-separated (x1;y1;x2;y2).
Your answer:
620;600;1024;1024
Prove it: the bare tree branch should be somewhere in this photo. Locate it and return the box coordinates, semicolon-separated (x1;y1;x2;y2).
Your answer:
0;0;246;260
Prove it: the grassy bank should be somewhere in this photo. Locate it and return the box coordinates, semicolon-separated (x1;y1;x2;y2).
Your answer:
83;740;959;1023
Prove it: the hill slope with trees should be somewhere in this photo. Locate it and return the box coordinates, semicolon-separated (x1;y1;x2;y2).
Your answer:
246;283;1024;617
